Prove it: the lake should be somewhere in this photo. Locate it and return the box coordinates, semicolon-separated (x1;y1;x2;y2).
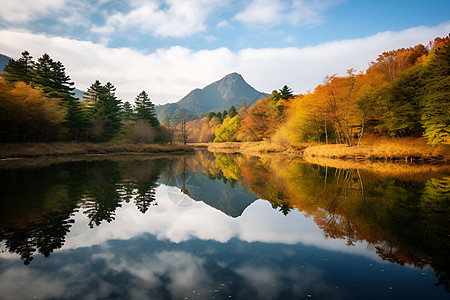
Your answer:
0;151;449;299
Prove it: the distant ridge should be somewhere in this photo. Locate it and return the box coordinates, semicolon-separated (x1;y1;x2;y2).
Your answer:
157;72;269;121
0;53;11;72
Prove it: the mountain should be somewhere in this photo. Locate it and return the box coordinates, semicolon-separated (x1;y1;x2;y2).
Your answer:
160;171;258;218
73;88;84;100
0;53;11;72
157;72;269;121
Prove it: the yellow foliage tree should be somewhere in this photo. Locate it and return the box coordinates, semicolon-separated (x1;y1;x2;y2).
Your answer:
0;77;67;142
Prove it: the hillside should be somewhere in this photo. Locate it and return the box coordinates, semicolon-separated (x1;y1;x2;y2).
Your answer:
157;72;269;121
0;53;10;72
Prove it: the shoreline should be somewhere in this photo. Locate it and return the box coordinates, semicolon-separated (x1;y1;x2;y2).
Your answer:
204;140;450;164
1;140;448;165
0;142;195;159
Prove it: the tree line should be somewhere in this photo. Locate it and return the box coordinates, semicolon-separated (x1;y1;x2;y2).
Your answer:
181;36;448;146
0;51;163;143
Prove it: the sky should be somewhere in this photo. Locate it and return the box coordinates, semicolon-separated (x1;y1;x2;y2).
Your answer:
0;0;449;104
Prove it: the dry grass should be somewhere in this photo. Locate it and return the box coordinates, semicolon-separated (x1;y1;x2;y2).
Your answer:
207;141;307;155
303;136;449;163
0;142;194;158
304;156;450;181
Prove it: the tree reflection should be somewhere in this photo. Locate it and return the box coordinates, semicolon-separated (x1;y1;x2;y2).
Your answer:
199;153;449;291
3;212;75;265
0;153;448;293
0;157;169;264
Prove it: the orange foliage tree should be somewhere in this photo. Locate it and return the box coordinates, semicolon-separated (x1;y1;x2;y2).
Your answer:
0;77;67;142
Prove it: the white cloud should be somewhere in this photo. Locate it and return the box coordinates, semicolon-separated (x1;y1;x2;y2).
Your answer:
234;0;346;27
0;0;68;23
0;23;448;103
284;34;296;42
96;0;225;38
234;0;287;26
61;187;378;260
217;20;230;28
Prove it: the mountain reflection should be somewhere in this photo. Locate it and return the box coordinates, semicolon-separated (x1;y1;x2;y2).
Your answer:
0;152;449;292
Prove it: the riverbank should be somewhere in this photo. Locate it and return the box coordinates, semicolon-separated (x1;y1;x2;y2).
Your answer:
0;142;194;159
204;137;450;164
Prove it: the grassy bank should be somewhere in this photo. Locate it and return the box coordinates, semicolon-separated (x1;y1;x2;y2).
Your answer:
0;142;194;158
205;141;307;154
303;137;449;163
204;137;449;163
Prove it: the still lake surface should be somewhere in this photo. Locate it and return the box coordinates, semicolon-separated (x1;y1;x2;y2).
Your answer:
0;151;449;300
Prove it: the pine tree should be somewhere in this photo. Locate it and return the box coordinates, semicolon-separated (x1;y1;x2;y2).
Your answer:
83;80;122;141
421;39;450;145
229;106;237;118
32;53;54;92
49;61;75;98
3;51;34;84
98;82;122;139
83;80;103;103
134;90;159;126
279;85;294;100
121;101;135;121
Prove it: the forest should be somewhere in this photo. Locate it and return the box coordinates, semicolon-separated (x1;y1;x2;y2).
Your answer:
0;52;163;143
184;36;449;147
0;36;448;147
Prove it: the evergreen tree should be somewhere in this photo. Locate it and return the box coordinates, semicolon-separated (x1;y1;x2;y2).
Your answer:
83;80;103;103
378;65;424;137
421;39;450;145
279;85;294;100
134;90;159;126
3;51;34;84
98;82;122;139
48;61;75;98
229;106;237;118
84;80;122;140
63;98;89;142
206;111;216;120
32;53;54;92
121;101;135;121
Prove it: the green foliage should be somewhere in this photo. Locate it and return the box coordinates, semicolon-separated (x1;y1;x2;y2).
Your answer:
83;81;122;141
83;80;103;103
377;65;424;137
134;90;159;126
279;85;294;100
229;105;237;118
121;101;135;121
206;111;216;120
2;51;34;84
421;40;450;145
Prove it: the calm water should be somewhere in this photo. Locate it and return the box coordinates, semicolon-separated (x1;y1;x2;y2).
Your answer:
0;152;449;300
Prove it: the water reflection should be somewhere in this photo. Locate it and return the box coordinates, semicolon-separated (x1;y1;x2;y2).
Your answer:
0;152;449;298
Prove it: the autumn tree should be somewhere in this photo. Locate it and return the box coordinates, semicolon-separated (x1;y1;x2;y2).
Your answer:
0;78;66;142
214;115;242;142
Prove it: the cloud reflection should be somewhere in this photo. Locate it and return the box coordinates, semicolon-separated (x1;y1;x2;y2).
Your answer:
62;184;378;260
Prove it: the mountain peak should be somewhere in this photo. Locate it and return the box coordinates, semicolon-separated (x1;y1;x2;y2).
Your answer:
156;73;269;120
